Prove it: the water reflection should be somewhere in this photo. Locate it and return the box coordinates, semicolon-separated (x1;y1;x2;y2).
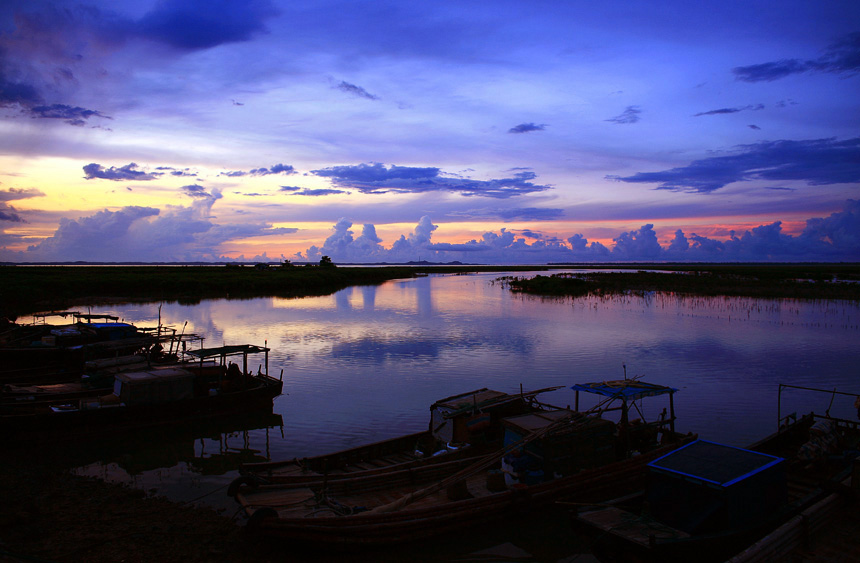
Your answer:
77;271;859;502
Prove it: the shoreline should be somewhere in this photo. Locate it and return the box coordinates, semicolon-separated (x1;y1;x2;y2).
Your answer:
3;263;859;320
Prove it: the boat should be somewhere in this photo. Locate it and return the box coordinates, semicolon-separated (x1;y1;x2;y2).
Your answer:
573;383;860;563
230;379;695;547
0;312;163;384
1;334;215;406
237;386;565;487
1;344;283;446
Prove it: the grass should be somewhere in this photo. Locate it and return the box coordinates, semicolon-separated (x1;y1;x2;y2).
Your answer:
502;264;860;301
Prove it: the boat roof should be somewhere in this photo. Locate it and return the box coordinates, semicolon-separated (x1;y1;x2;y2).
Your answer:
571;380;677;401
115;367;195;383
648;439;783;487
502;409;582;433
186;344;269;359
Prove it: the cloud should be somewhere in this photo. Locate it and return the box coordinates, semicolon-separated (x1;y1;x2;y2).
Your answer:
296;201;860;264
0;209;25;222
136;0;277;51
508;123;546;134
21;194;296;262
279;185;346;196
27;103;110;125
694;104;764;116
181;184;213;198
83;162;161;181
336;81;379;100
0;188;44;202
450;207;564;221
0;72;41;107
311;163;552;199
221;163;296;177
605;106;641;124
733;32;860;82
748;125;761;130
608;137;860;193
297;189;347;196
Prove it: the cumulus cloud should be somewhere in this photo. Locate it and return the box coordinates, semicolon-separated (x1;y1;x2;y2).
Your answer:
296;201;860;264
733;32;860;82
609;137;860;193
20;193;296;262
83;162;161;181
606;106;641;124
221;163;296;177
508;123;546;134
311;163;552;199
336;81;379;100
694;104;764;116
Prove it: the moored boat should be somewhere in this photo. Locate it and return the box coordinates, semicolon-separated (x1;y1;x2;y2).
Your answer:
238;386;564;486
230;379;694;547
573;384;860;563
1;344;283;446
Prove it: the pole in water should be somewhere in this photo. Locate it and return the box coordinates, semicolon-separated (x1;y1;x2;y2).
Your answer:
623;364;627;380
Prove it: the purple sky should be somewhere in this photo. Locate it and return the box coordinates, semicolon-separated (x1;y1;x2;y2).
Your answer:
1;0;858;263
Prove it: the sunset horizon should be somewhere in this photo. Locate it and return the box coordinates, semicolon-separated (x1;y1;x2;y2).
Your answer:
2;1;858;264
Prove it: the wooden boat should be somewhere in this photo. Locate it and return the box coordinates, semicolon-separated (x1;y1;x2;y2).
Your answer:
237;386;565;487
231;379;695;546
1;344;283;446
574;384;860;563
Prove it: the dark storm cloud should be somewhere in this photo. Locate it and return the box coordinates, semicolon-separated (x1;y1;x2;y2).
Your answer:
694;104;764;116
221;163;295;177
608;137;860;193
508;123;546;134
136;0;277;50
311;163;552;199
83;162;162;181
605;106;641;124
336;81;379;100
733;32;860;82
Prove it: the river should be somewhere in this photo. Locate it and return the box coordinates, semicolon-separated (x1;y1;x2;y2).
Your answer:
66;269;859;559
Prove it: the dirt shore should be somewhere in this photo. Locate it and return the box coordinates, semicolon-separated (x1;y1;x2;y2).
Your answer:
0;454;287;563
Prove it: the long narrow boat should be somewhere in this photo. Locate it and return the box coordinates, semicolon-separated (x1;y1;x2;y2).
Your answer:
237;386;565;487
574;384;860;563
1;344;283;446
231;379;695;546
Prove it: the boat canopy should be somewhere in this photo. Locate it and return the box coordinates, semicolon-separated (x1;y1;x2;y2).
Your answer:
186;344;269;359
571;380;678;402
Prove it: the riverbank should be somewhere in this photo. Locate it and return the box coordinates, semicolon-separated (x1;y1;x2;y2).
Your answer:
0;264;547;319
2;263;858;320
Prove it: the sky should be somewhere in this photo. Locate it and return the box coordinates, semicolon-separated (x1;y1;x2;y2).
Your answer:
1;0;858;264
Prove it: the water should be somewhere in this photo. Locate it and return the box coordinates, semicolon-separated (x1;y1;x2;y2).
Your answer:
67;270;859;558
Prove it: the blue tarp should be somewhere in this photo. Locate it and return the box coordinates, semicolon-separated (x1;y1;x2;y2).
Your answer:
571;380;677;401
